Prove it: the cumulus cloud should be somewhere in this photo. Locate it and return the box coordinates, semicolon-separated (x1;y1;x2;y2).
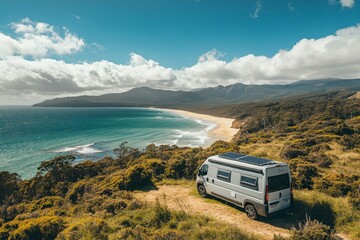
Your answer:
329;0;355;8
340;0;355;8
0;18;84;58
1;19;360;104
0;53;176;96
179;24;360;85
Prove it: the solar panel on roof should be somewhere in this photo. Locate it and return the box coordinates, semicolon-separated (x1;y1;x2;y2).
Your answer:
219;152;246;160
239;156;274;166
219;152;275;166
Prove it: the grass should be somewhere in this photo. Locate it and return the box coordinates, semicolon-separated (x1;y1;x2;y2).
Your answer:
105;200;258;240
238;142;284;161
293;190;360;239
156;178;194;186
189;180;359;239
326;142;360;175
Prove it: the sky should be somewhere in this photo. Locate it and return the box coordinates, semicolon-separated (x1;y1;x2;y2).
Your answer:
0;0;359;105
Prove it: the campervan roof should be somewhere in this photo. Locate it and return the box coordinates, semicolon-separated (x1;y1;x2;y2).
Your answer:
218;152;276;166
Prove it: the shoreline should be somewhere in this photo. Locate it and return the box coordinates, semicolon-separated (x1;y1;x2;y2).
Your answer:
158;108;238;145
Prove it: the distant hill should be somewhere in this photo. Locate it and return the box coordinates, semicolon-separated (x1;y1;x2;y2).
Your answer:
33;78;360;107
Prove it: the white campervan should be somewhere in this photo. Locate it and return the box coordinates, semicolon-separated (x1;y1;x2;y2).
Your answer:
196;152;293;219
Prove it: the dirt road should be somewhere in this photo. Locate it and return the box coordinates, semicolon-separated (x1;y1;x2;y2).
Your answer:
134;184;290;239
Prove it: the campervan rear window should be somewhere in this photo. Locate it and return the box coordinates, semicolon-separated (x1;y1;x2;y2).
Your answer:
217;169;231;182
240;176;258;190
268;173;290;193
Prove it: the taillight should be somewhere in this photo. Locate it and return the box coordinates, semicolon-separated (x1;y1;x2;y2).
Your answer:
265;185;269;203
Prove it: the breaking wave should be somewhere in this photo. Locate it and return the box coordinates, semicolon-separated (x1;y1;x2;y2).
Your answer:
52;143;102;155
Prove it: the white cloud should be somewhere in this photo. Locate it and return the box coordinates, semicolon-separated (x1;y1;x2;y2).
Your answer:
329;0;355;8
1;19;360;104
180;24;360;85
73;14;81;21
0;18;84;58
340;0;355;8
89;42;106;53
250;1;262;19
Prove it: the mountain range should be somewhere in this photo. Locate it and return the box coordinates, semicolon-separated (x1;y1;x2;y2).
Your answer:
33;78;360;107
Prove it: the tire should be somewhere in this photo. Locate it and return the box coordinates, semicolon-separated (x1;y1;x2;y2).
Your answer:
245;204;258;220
197;184;208;198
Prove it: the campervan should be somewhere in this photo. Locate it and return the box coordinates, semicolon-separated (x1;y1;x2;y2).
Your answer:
196;152;292;219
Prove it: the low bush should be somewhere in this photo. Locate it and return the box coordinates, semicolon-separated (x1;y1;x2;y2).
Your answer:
349;181;360;211
0;216;64;240
290;215;334;240
118;164;152;190
57;217;109;240
292;164;318;189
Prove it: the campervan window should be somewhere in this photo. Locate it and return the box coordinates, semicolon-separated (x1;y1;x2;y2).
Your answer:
217;169;231;182
268;173;290;192
240;175;258;190
201;164;208;175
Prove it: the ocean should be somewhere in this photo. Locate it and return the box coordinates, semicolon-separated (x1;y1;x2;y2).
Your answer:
0;107;215;179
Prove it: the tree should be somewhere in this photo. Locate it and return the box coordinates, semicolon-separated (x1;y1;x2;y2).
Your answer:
114;142;140;159
37;155;75;182
0;171;21;205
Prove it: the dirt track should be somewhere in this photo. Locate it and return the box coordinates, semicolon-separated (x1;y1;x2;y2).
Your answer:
134;184;290;239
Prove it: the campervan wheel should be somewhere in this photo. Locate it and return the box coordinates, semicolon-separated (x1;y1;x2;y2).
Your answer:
245;204;258;220
197;184;207;198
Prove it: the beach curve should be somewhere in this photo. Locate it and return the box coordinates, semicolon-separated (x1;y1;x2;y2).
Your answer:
159;108;238;145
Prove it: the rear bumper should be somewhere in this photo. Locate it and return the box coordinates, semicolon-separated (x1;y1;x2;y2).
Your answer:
255;197;293;217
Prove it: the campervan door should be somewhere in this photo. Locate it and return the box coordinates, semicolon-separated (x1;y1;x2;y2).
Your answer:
266;166;291;214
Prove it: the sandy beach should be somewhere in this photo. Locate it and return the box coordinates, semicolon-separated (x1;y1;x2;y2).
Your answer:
160;108;238;144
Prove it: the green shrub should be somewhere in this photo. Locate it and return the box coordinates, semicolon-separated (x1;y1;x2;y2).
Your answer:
143;159;166;180
314;180;352;197
104;200;127;215
280;145;306;160
308;153;333;168
165;159;186;179
348;182;360;210
66;181;86;204
118;164;152;190
293;164;318;189
0;171;21;205
0;216;64;240
341;134;360;149
148;201;172;228
192;225;256;240
57;217;109;240
291;215;334;240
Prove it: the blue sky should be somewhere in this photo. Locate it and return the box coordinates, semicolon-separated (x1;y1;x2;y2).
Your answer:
1;0;359;68
0;0;359;104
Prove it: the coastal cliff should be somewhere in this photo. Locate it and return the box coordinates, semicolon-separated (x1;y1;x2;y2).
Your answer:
1;91;359;239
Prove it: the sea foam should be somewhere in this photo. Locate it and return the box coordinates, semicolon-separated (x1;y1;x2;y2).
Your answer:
52;143;102;155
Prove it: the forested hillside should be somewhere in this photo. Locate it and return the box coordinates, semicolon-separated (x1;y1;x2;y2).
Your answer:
1;91;359;239
34;79;360;107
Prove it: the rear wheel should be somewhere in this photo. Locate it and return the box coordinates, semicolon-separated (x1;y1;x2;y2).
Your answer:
245;204;258;220
197;184;207;198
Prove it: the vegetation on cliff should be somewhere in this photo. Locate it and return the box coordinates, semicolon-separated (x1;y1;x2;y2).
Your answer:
1;91;359;239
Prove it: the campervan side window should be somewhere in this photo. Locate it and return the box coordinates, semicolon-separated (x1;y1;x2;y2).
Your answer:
217;169;231;182
240;175;258;190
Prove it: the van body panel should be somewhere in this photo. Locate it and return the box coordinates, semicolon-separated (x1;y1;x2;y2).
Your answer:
266;166;291;214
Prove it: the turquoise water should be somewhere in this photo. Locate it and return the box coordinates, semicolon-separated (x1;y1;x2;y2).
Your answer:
0;107;215;179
